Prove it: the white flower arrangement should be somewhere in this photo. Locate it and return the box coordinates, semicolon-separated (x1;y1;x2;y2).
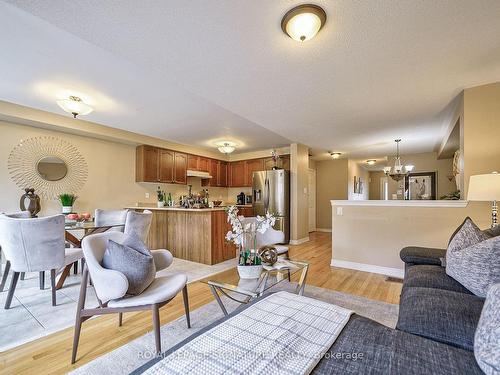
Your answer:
225;206;276;266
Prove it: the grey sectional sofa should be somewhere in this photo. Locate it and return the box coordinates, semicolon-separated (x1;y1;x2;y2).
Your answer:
135;246;486;374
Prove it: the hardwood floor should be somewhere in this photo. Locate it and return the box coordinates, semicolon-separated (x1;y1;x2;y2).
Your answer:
0;231;402;374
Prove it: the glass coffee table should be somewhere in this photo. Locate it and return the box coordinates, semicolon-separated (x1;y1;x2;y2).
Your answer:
201;260;309;316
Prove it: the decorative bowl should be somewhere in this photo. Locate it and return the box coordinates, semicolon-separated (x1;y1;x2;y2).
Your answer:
212;200;222;207
237;264;263;279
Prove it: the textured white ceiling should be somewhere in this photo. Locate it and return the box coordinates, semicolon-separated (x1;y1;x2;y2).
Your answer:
2;0;500;157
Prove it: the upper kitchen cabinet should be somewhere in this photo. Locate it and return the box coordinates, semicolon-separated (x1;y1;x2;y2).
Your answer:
136;145;187;184
159;149;174;183
174;152;187;184
229;161;246;187
136;145;160;182
188;154;210;172
245;159;264;187
264;155;290;170
202;159;228;187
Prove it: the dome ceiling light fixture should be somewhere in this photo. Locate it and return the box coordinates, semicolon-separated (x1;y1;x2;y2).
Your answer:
366;160;377;165
56;96;93;118
281;4;327;42
216;141;237;154
329;152;342;159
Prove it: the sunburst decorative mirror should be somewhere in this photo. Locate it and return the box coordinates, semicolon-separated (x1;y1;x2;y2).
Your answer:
8;136;88;199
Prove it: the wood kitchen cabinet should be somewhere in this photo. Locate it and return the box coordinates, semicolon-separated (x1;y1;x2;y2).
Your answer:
202;159;228;187
174;152;187;184
187;154;199;170
159;149;174;183
237;206;254;217
136;145;186;184
229;161;247;187
218;161;228;187
245;159;264;187
264;155;290;170
187;155;209;172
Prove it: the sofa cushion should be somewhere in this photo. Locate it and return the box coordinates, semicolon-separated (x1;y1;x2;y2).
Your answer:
474;283;500;375
396;287;484;351
102;235;156;295
400;246;446;266
404;264;472;294
446;235;500;297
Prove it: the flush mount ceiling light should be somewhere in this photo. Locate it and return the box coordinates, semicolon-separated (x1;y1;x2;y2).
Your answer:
281;4;327;42
216;141;237;154
329;152;342;159
366;160;377;165
56;96;93;118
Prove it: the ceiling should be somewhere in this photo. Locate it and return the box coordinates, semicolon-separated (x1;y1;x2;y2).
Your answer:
2;0;500;157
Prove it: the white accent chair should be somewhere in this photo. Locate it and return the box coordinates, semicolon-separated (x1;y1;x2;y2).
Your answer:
72;231;189;363
94;209;129;230
0;214;83;309
239;217;289;258
124;210;153;243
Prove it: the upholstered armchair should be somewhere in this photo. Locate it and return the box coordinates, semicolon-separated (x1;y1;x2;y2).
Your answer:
124;210;152;243
72;231;189;364
94;208;129;230
0;214;83;309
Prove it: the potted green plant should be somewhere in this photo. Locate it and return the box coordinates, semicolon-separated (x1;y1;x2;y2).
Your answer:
58;193;77;214
226;206;276;279
156;186;165;208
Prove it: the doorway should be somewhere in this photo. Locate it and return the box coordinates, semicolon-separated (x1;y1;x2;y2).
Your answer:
308;168;316;232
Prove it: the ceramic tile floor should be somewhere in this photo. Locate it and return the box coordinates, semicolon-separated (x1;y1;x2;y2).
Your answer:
0;257;236;352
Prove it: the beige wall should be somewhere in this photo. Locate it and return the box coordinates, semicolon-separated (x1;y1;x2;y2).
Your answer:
331;202;490;275
371;152;457;200
0;121;228;216
315;159;348;230
463;82;500;194
347;160;369;200
290;143;309;241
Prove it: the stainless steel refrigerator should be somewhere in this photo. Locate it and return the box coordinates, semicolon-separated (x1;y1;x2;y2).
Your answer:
252;169;290;244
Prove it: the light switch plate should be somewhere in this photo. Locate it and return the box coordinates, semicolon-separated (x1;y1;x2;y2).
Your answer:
145;193;150;199
336;207;343;216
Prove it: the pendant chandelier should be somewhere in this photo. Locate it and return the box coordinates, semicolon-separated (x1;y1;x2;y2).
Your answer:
383;139;414;181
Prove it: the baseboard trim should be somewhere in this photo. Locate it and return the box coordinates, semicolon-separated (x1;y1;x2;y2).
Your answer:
289;236;310;245
330;259;404;279
315;228;332;233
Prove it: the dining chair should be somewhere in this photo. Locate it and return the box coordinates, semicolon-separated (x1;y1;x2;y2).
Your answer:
239;216;289;258
0;211;31;284
124;210;153;243
72;231;190;363
0;214;83;309
94;209;129;230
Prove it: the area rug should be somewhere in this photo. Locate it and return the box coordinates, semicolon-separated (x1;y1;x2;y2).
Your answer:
70;283;399;374
0;257;236;352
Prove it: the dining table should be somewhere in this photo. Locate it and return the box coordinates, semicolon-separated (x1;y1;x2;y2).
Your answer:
59;221;124;289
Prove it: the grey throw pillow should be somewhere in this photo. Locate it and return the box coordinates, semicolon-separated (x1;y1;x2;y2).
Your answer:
446;236;500;297
474;283;500;375
447;217;490;252
102;235;156;295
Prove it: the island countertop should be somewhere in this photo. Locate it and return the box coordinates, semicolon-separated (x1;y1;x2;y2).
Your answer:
125;205;227;212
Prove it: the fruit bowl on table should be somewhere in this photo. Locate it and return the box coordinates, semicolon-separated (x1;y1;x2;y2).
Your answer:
212;200;222;207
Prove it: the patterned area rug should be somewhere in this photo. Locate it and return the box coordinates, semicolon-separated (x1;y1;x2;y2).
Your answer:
70;283;399;374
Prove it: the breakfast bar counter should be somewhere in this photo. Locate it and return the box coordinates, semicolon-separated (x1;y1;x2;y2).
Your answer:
126;206;236;265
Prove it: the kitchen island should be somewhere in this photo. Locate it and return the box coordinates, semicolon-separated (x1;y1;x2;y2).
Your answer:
126;206;236;265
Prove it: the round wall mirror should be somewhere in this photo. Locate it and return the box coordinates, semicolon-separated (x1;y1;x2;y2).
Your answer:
36;156;68;181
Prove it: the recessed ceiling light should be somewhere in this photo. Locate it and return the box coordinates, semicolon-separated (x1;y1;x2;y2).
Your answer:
330;152;342;159
56;96;93;118
216;141;237;154
366;160;377;165
281;4;327;42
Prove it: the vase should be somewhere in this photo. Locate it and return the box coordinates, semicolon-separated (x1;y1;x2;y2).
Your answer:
157;201;164;208
19;188;41;217
237;264;264;279
62;205;73;214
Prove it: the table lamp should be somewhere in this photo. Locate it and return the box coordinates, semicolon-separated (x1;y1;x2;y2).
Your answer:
467;172;500;228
